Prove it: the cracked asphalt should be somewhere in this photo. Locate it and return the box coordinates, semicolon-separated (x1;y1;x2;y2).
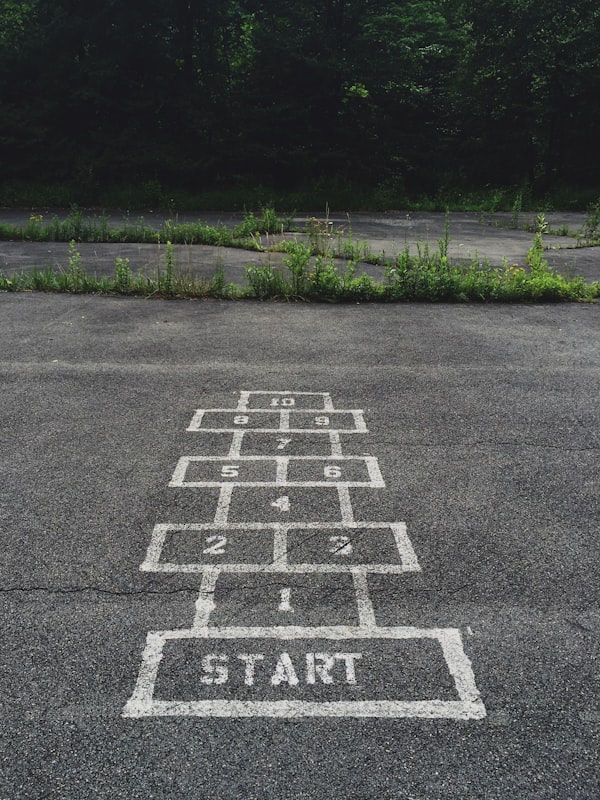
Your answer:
1;208;599;284
1;252;599;797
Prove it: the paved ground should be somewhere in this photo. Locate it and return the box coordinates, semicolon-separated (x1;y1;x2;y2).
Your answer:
1;292;599;799
1;209;599;284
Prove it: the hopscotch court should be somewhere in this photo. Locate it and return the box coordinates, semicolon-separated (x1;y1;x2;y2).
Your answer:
124;391;486;719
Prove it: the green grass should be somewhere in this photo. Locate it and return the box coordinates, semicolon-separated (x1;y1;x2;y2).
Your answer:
1;237;597;303
0;206;294;248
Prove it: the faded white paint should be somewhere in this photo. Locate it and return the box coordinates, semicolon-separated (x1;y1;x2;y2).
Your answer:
122;626;486;719
139;522;421;575
168;455;384;489
126;390;485;722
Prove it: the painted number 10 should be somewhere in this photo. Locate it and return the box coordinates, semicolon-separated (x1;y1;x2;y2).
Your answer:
271;397;295;406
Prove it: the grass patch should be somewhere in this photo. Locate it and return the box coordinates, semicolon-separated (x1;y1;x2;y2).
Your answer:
2;235;597;303
0;206;294;248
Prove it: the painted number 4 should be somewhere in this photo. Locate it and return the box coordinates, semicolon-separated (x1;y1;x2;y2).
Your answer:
271;495;290;512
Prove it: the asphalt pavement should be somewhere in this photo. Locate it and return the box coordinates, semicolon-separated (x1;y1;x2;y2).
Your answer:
1;292;599;799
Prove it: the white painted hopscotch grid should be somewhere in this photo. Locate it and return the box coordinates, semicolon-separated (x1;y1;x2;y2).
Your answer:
124;391;486;720
140;522;421;573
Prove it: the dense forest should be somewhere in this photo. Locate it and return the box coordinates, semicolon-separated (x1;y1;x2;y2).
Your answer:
1;0;599;207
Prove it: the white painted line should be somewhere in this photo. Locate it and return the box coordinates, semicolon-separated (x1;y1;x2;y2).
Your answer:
187;427;367;434
228;431;245;458
275;457;288;485
390;523;422;572
280;410;290;432
150;563;421;574
323;393;334;412
125;698;487;719
214;485;234;526
439;629;484;705
242;391;330;396
337;486;355;525
186;410;205;431
122;632;166;717
139;524;170;572
122;626;486;720
272;525;287;566
173;480;381;489
169;457;191;486
237;391;251;411
145;522;409;531
328;431;343;457
352;569;376;628
186;408;363;414
351;410;368;433
365;457;385;487
278;588;294;613
172;455;382;462
192;567;219;629
132;625;461;640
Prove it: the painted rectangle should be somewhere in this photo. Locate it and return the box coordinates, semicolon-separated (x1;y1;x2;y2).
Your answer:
169;456;383;488
123;626;486;719
186;410;367;434
140;522;421;574
238;392;333;410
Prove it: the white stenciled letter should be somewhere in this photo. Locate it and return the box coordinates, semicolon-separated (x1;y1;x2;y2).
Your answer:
200;654;228;685
306;653;336;684
335;652;362;685
305;652;362;684
237;653;264;686
271;652;299;686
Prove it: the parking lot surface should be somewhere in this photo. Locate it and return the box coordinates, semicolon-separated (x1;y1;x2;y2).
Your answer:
1;292;599;798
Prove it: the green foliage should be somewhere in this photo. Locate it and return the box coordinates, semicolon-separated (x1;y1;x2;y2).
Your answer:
1;1;599;198
579;198;600;244
113;257;132;292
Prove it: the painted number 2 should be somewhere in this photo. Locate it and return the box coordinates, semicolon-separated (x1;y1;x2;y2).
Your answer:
329;535;353;556
203;535;227;555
